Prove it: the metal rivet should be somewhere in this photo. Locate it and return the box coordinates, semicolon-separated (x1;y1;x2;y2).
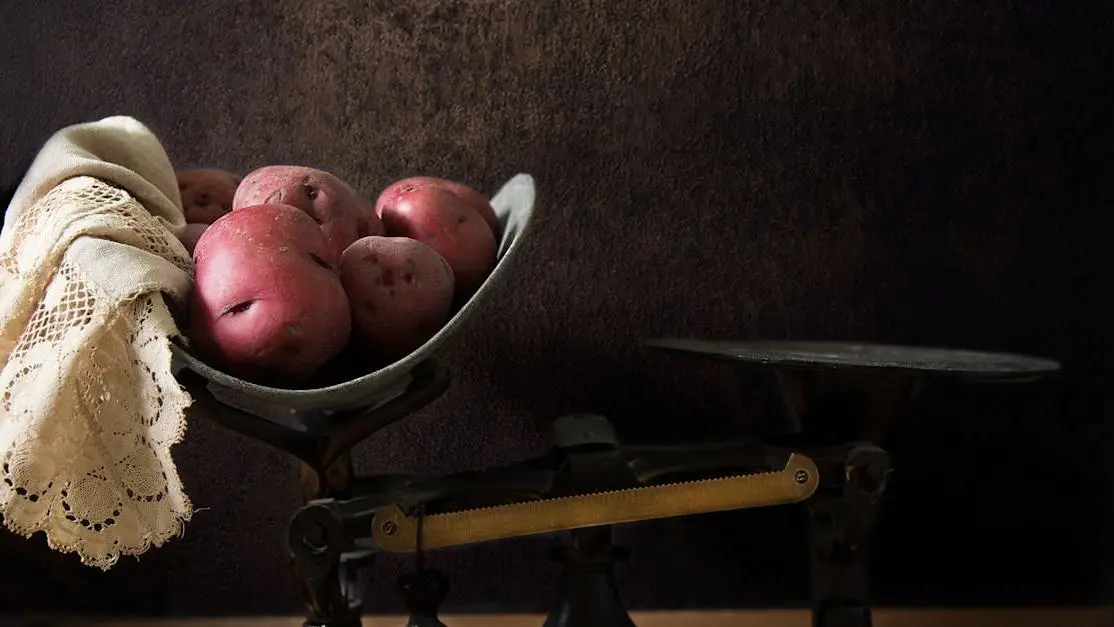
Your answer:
794;469;810;485
382;520;398;536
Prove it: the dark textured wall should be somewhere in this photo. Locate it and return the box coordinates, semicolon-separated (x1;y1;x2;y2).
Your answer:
0;0;1110;617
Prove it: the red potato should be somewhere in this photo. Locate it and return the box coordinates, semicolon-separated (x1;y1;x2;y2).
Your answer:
189;204;350;385
179;222;209;255
375;185;496;299
176;168;240;224
234;165;384;260
377;176;500;238
340;236;455;360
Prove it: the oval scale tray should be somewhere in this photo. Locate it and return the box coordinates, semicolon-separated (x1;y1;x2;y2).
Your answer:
641;338;1061;381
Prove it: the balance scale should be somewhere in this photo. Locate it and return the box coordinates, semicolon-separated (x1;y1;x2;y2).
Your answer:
172;337;1060;627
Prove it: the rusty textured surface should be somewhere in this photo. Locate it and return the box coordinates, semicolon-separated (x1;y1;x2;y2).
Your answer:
0;0;1109;616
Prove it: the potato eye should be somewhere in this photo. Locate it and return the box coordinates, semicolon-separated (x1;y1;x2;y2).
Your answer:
223;300;255;317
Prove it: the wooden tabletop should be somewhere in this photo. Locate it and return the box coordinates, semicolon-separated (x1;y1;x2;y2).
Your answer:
12;608;1108;627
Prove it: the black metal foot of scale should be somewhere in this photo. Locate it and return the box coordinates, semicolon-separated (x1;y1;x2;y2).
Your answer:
178;340;1059;627
800;442;889;627
544;527;636;627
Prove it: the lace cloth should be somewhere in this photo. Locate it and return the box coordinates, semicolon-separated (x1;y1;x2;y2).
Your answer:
0;116;195;569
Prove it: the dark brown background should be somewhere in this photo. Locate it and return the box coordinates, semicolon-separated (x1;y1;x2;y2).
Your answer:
0;0;1110;617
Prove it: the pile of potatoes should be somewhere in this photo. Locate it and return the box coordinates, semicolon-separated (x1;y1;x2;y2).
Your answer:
176;165;499;387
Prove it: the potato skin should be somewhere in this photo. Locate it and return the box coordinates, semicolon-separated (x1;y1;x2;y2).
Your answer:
377;176;500;238
233;165;384;260
340;236;455;360
375;185;496;300
176;168;240;224
189;203;350;385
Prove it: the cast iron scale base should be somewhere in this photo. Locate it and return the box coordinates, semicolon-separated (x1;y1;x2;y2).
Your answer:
175;339;1059;627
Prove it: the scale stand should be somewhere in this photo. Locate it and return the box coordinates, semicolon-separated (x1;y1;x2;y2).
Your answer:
643;339;1061;627
543;414;639;627
182;339;1058;627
